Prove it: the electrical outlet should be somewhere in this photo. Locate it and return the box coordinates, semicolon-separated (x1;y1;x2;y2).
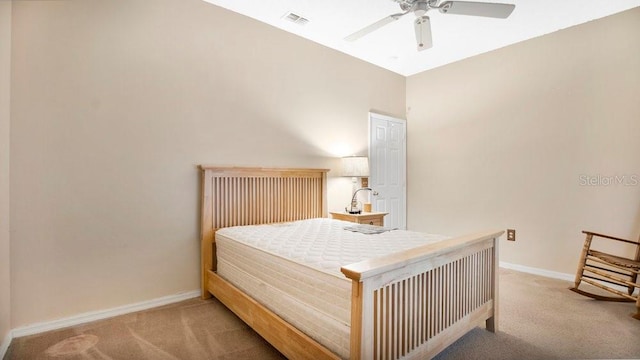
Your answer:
507;229;516;241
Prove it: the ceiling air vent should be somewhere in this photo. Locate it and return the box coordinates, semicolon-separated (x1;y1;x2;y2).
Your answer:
282;12;309;26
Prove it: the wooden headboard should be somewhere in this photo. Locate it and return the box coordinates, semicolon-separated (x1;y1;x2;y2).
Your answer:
199;166;329;296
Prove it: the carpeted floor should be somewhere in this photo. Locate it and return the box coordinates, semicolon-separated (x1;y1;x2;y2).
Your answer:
5;268;640;360
5;298;285;360
434;269;640;360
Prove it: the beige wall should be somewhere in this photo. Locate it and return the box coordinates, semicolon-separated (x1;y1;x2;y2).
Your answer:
1;0;12;345
406;8;640;275
9;0;405;327
8;0;638;332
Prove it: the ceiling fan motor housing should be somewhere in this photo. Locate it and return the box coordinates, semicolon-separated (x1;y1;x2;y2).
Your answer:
397;0;436;14
414;2;430;16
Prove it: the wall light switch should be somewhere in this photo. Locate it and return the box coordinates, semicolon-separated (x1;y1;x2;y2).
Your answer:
507;229;516;241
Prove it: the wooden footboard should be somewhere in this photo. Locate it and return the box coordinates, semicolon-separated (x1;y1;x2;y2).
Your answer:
199;166;503;360
342;230;502;360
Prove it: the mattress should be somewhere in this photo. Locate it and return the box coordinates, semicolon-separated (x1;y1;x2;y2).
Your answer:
215;218;449;359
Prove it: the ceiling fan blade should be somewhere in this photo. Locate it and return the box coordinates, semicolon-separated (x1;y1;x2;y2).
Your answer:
414;16;433;51
345;12;406;42
438;1;515;18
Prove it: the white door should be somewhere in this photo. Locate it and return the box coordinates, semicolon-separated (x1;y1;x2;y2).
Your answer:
369;112;407;229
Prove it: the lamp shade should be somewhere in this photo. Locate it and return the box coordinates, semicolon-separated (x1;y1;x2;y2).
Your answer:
341;156;369;177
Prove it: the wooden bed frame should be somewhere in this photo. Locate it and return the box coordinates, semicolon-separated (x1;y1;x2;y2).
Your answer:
199;166;504;360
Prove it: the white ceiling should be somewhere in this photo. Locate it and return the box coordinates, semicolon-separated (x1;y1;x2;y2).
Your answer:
202;0;640;76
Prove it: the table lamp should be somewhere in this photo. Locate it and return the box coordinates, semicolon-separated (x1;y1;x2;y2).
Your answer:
342;156;370;214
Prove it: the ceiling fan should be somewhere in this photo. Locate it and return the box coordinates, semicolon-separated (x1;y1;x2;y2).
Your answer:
345;0;515;51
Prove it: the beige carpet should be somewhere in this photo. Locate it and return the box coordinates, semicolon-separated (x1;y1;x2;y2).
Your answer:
5;298;285;360
5;268;640;360
434;269;640;360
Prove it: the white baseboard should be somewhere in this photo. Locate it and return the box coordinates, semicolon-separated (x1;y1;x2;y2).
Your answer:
11;290;200;339
499;261;574;282
1;330;12;360
500;261;640;295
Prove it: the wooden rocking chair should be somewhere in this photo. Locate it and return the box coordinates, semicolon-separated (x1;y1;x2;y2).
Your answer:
570;230;640;320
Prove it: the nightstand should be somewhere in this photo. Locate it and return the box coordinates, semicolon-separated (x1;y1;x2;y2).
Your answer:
330;211;388;226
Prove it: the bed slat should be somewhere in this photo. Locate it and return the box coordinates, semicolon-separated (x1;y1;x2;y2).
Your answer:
203;167;327;230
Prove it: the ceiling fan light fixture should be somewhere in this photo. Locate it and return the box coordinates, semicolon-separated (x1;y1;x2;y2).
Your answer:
414;15;433;51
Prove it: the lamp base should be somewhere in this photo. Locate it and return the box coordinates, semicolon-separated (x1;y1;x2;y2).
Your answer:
345;203;361;214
